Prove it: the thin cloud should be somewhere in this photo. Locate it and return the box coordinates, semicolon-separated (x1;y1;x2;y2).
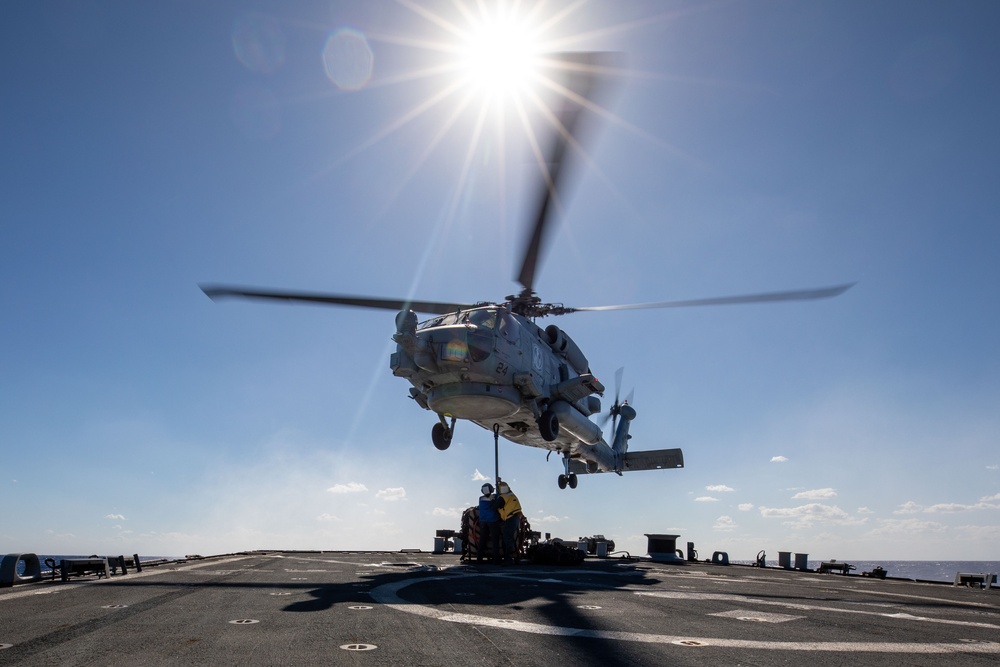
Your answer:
926;500;1000;513
431;507;464;518
376;487;406;502
104;513;126;521
694;496;719;502
737;503;754;512
327;482;368;494
925;503;974;513
706;484;734;493
713;515;737;531
759;503;864;528
955;524;1000;540
771;455;788;463
471;469;489;481
792;488;837;500
893;501;923;514
316;513;341;522
894;497;1000;515
868;518;947;536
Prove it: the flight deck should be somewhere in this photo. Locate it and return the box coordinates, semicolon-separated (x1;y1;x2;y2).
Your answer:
2;551;999;666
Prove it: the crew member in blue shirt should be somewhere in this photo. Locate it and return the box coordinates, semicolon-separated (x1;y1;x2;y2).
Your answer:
477;483;501;564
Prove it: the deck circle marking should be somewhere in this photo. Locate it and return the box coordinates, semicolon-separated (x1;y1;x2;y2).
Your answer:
0;644;12;650
340;643;377;651
578;605;602;610
102;604;128;609
269;592;292;596
228;619;260;625
369;574;1000;654
349;605;373;610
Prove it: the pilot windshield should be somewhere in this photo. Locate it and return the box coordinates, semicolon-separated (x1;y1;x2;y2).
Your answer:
429;309;495;364
466;308;497;330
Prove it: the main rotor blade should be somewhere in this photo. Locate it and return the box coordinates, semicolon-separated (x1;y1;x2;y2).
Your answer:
200;285;474;315
516;52;617;294
566;283;855;313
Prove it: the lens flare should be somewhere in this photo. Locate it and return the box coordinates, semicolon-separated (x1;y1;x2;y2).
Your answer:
232;12;286;75
323;28;374;91
443;338;469;362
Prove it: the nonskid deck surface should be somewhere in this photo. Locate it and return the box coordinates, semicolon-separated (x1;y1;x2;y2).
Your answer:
1;551;998;666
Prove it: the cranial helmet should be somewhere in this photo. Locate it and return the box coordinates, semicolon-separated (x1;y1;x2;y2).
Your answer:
481;483;494;495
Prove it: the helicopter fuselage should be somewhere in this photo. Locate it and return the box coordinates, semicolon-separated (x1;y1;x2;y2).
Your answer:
390;305;618;472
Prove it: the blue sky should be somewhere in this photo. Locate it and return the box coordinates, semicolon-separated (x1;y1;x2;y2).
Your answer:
2;0;998;560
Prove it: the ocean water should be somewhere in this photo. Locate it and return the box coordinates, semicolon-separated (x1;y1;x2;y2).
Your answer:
7;554;178;577
734;559;1000;583
8;554;999;584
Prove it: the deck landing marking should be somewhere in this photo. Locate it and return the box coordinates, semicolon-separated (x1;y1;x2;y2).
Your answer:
369;574;1000;654
637;590;1000;630
710;610;802;623
340;643;377;651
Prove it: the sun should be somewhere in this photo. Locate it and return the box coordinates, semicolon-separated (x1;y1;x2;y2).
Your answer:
335;0;625;198
455;8;542;103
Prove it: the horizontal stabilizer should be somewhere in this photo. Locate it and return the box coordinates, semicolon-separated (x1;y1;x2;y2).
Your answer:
566;448;684;475
621;448;684;472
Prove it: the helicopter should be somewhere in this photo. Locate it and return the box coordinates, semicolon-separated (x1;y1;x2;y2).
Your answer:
201;53;852;489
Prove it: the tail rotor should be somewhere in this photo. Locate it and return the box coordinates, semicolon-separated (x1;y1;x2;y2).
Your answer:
601;367;634;437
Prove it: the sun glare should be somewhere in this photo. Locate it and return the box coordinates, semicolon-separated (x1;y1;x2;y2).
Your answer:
456;9;541;102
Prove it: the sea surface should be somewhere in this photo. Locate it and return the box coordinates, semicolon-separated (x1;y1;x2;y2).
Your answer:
735;559;1000;583
8;555;178;577
8;554;1000;584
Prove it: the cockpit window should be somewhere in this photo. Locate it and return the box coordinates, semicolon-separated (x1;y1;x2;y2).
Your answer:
419;309;499;331
418;313;460;330
466;308;497;330
468;332;492;362
437;330;492;364
499;312;518;341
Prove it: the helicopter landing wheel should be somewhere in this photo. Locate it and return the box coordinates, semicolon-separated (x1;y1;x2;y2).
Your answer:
538;410;559;442
431;422;452;451
557;473;578;490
